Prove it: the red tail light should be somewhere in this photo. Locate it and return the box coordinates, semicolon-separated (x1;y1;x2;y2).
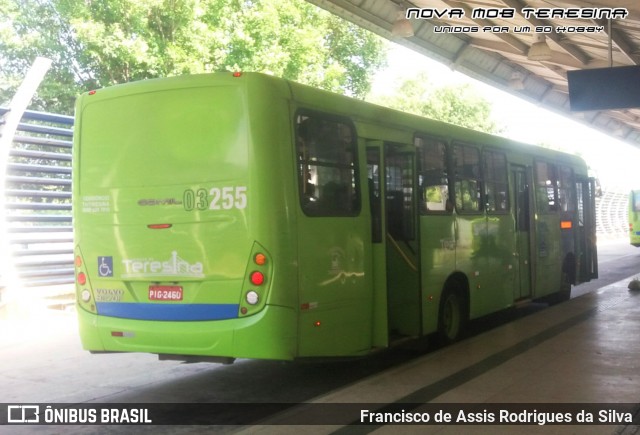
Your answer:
250;271;264;286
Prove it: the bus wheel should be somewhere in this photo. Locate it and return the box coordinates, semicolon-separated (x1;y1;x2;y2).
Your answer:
438;288;466;344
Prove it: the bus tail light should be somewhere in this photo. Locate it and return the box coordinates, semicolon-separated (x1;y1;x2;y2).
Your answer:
239;244;271;317
75;250;96;311
246;291;259;305
250;271;264;286
254;253;266;266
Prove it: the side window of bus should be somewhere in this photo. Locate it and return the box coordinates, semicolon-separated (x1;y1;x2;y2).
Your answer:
535;161;558;213
385;151;415;241
558;166;575;212
296;112;359;216
416;136;450;214
453;143;482;213
483;150;508;213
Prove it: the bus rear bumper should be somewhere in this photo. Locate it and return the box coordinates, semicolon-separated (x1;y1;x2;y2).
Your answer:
77;305;296;361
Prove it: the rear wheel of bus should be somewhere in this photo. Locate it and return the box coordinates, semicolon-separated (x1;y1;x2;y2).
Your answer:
437;287;467;344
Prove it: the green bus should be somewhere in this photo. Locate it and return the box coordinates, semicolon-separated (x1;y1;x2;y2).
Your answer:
73;72;598;363
630;190;640;246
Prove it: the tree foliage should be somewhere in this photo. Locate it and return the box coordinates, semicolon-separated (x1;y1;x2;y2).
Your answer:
369;72;501;134
0;0;386;114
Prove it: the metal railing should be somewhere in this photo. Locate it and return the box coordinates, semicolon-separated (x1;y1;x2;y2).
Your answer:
1;107;74;288
596;189;629;239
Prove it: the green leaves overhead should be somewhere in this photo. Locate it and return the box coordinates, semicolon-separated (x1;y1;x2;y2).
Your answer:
370;72;501;134
0;0;386;114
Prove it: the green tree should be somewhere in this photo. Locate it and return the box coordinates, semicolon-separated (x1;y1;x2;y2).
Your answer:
0;0;84;112
369;72;501;134
0;0;386;114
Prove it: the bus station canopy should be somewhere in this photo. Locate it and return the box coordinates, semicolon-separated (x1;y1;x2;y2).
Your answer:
307;0;640;149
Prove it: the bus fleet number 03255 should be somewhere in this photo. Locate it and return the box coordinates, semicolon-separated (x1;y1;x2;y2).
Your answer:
183;186;247;211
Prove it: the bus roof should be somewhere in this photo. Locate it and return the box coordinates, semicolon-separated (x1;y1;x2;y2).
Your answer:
77;72;587;171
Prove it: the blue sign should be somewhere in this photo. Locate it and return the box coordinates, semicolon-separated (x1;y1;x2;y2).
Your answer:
98;256;113;277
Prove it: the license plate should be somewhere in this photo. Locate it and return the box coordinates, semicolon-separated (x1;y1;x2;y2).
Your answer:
149;285;183;301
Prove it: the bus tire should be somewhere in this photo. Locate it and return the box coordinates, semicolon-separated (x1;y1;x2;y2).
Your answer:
437;288;466;344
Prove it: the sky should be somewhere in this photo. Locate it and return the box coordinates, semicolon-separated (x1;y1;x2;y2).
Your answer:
369;43;640;191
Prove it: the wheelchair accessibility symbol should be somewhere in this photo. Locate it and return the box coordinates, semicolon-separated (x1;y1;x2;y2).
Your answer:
98;256;113;277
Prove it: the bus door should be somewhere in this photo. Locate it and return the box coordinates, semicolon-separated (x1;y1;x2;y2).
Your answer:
575;176;598;282
384;143;421;339
512;165;533;300
366;143;387;347
294;112;371;357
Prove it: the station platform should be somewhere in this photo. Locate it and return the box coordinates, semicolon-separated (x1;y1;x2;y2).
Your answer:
244;274;640;434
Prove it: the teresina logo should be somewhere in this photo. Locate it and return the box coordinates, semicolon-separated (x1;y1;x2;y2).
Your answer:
122;251;204;278
137;198;183;206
